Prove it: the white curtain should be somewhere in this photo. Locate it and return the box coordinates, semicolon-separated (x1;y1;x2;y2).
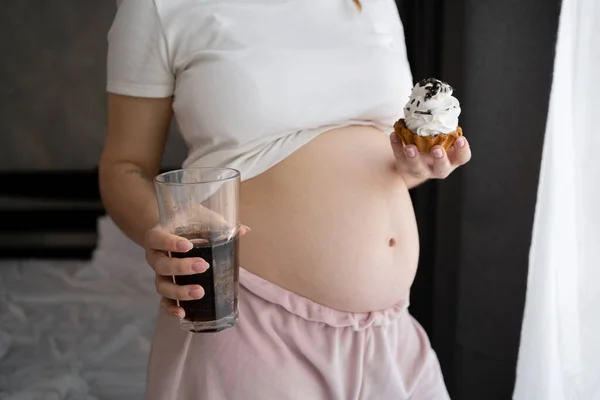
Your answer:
513;0;600;399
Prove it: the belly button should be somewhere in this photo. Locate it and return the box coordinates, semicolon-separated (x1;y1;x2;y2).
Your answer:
388;238;396;247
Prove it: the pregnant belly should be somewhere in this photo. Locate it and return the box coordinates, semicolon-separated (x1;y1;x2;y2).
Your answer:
239;126;420;312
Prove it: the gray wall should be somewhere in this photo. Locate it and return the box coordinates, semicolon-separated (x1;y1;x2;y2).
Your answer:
0;1;186;171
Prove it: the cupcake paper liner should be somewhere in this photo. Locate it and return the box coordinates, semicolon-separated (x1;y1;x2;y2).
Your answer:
394;119;463;152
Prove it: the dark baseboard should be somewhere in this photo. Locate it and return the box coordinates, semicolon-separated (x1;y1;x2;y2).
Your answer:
0;170;104;259
0;168;182;260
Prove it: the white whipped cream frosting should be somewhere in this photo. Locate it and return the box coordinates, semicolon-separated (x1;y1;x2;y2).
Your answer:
403;78;461;136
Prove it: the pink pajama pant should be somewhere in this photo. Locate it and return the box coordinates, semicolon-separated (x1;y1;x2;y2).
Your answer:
146;268;450;399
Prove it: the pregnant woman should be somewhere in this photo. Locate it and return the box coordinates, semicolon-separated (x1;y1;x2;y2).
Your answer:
99;0;471;398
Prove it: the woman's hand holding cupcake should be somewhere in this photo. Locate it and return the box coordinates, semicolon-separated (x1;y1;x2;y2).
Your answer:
390;78;472;186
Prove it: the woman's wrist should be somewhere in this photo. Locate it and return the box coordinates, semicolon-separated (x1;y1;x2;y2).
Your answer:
401;173;428;189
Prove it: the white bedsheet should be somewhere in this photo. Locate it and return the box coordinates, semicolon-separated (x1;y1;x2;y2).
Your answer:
0;217;159;400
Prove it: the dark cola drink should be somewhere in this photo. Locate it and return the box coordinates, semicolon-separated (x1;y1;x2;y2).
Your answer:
171;231;239;333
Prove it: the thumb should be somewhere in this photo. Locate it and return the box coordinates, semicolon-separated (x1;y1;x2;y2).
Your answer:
390;132;408;162
239;224;252;236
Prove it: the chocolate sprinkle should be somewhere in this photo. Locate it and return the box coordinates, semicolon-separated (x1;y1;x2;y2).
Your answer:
417;100;420;107
414;110;432;115
411;99;415;104
417;77;453;101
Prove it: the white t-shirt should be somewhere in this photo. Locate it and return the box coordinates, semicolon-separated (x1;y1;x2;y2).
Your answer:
107;0;413;181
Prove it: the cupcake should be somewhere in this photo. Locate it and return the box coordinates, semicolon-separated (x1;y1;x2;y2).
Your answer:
394;78;463;152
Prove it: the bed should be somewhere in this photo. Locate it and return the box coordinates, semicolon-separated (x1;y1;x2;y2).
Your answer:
0;170;160;399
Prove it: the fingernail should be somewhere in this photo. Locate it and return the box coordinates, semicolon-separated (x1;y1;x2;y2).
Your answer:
405;147;417;158
455;137;465;148
432;148;444;159
176;240;193;251
192;261;208;273
242;224;252;232
189;288;204;298
173;311;181;319
390;133;400;143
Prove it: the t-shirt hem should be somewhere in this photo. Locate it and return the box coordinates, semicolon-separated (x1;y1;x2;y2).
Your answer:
182;121;390;183
106;81;174;98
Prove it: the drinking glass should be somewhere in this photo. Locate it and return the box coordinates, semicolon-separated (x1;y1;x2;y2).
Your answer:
154;168;240;333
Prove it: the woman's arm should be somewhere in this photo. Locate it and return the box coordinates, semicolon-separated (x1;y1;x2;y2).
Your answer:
99;93;173;247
